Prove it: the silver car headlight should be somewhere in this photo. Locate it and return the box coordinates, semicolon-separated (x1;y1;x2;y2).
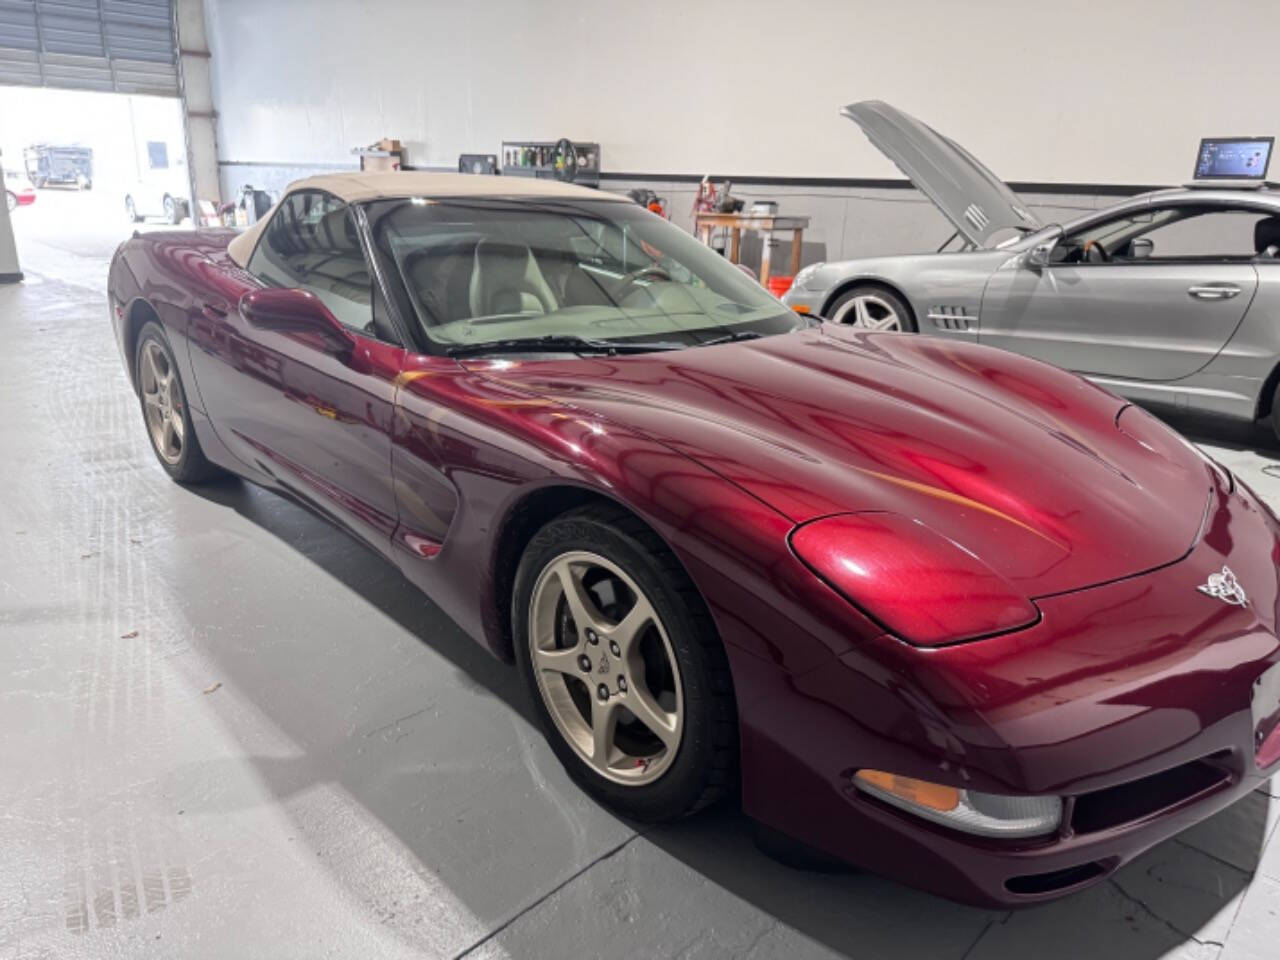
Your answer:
793;262;825;291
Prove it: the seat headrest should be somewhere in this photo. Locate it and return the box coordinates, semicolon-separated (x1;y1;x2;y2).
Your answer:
1255;216;1280;255
472;239;536;285
469;239;554;316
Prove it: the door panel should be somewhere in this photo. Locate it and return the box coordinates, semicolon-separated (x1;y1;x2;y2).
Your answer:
190;304;405;547
188;188;406;550
980;262;1257;381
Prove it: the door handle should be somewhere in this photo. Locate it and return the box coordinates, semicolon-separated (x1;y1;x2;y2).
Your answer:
1187;284;1241;301
201;301;228;318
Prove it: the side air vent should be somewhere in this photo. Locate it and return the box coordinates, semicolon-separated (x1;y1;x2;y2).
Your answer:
927;306;977;332
964;204;990;230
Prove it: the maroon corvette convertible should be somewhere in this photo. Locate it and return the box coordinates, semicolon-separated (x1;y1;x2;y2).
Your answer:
108;172;1280;906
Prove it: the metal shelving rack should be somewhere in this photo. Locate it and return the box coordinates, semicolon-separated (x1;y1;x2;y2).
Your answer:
501;140;601;187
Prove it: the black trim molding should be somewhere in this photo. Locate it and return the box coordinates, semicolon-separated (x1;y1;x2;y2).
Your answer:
598;171;1163;197
216;158;1165;198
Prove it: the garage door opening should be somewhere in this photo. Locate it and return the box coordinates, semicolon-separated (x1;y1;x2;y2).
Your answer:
1;84;191;283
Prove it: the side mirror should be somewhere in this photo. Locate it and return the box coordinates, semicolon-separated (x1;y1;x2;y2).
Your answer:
240;288;354;358
1024;227;1062;270
1128;237;1154;260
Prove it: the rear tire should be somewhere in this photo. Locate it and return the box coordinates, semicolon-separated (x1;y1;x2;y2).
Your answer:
134;321;223;484
826;284;917;333
164;195;179;225
125;196;141;223
513;503;738;822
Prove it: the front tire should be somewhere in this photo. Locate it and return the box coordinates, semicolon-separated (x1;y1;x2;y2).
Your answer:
827;284;917;332
134;322;223;483
163;195;179;225
513;503;737;822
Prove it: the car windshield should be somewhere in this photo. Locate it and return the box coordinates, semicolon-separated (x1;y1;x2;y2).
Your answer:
367;196;800;352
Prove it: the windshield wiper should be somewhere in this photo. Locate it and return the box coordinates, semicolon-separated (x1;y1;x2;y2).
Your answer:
696;329;765;347
445;334;684;358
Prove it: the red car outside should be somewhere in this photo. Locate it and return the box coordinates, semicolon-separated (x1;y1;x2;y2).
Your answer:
107;172;1280;907
5;170;37;211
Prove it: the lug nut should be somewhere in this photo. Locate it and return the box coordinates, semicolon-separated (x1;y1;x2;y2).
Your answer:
585;629;599;645
608;640;621;657
577;654;592;673
596;684;610;701
617;676;628;693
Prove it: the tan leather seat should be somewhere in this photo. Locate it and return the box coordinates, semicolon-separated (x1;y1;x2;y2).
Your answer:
468;239;557;317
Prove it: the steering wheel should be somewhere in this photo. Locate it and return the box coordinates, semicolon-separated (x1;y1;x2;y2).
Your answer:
1082;239;1111;263
553;138;577;182
616;264;672;286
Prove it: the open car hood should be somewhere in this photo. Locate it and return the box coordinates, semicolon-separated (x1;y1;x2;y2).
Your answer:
483;327;1215;601
842;100;1041;248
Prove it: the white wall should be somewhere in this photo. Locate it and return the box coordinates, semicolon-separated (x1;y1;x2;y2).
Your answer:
206;0;1280;186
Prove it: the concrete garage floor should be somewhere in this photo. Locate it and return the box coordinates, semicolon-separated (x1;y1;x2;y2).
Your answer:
3;203;1280;959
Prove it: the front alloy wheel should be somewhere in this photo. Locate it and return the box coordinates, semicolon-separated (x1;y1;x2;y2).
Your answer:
828;284;916;332
528;551;683;785
514;504;737;822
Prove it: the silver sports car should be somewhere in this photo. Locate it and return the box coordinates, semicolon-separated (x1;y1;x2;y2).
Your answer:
784;101;1280;437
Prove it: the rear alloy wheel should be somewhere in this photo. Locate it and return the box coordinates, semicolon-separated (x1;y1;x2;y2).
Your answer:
135;322;222;483
827;284;916;332
125;196;141;222
164;195;179;225
514;504;737;822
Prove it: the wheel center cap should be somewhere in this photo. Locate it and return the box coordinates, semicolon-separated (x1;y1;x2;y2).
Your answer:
596;653;610;674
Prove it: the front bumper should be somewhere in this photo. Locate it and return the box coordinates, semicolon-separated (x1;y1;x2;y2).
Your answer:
737;475;1280;906
780;286;824;316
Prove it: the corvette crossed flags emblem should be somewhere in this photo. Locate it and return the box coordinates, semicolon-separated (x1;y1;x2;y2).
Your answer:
1197;566;1248;607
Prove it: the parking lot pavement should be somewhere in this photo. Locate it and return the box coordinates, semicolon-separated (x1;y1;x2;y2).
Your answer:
2;242;1279;960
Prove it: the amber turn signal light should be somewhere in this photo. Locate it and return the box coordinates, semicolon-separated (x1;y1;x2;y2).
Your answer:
791;304;811;314
855;770;960;812
853;769;1063;838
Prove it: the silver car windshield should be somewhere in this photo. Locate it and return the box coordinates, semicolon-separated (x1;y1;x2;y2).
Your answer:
369;197;795;349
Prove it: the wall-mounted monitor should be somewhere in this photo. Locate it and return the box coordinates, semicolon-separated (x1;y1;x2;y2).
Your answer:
1194;137;1273;181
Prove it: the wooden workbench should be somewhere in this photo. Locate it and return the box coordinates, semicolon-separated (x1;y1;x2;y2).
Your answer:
693;212;811;285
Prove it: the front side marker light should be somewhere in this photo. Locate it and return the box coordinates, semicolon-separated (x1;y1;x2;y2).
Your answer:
854;770;1062;839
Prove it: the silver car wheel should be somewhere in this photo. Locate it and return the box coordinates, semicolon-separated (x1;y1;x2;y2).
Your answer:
528;550;683;786
139;340;185;465
832;293;902;331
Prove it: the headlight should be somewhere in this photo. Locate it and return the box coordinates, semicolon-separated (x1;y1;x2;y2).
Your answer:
792;262;825;290
854;770;1063;838
789;512;1038;646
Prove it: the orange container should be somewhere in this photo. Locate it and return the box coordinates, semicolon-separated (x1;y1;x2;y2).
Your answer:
766;275;793;298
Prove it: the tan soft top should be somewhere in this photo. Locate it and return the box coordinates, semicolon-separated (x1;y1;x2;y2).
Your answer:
227;170;626;267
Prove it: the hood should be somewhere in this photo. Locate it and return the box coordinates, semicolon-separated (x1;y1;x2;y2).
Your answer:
483;328;1215;600
843;100;1041;249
